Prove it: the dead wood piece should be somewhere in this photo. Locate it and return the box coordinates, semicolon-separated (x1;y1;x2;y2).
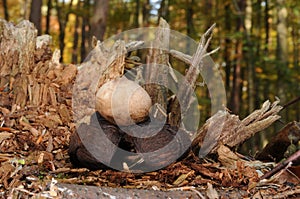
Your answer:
0;20;36;78
0;20;75;108
58;104;72;124
69;111;191;171
144;18;170;122
224;100;282;148
55;64;77;86
35;35;53;62
192;100;282;157
260;149;300;180
0;20;35;107
256;121;300;162
192;110;238;157
168;24;223;128
129;125;191;169
217;145;243;169
69;112;122;170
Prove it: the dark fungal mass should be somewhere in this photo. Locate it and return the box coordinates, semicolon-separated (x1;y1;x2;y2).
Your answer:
69;112;190;171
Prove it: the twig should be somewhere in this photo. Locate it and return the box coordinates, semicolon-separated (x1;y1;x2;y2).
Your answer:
282;96;300;110
260;149;300;180
170;50;192;65
167;24;218;127
186;23;217;86
125;41;144;52
0;127;12;132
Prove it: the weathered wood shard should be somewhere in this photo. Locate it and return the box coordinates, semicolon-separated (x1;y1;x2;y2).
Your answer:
192;99;283;157
128;124;191;169
69;113;122;170
144;18;169;122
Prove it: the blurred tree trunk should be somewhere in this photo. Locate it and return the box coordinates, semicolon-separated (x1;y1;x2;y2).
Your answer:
186;0;195;38
262;0;269;102
254;0;264;153
229;0;245;114
72;1;81;64
276;0;288;120
133;0;150;28
55;0;73;62
81;0;90;62
158;0;169;22
264;0;269;54
134;0;140;27
291;21;300;121
54;0;65;61
2;0;9;21
142;0;150;26
90;0;108;42
202;0;213;118
254;0;261;109
45;0;52;34
22;0;31;20
224;2;231;98
204;0;213;27
29;0;42;35
245;0;255;113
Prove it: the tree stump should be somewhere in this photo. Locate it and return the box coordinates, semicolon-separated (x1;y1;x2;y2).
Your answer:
68;19;283;171
0;19;77;108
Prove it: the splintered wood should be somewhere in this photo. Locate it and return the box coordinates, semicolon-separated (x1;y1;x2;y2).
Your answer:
192;99;283;156
0;19;299;198
0;19;77;108
0;19;75;195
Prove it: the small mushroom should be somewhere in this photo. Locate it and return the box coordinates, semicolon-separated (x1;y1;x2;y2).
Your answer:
95;77;152;126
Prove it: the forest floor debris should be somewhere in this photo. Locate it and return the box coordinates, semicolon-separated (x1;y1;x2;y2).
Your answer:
0;19;299;198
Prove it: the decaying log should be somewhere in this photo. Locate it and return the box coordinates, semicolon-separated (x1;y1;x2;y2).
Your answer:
69;20;284;171
0;19;280;172
256;121;300;162
128;124;191;169
70;18;193;171
192;100;283;157
144;18;169;122
0;19;77;108
69;112;123;170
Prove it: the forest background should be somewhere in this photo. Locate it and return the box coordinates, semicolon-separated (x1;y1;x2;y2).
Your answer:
0;0;299;155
